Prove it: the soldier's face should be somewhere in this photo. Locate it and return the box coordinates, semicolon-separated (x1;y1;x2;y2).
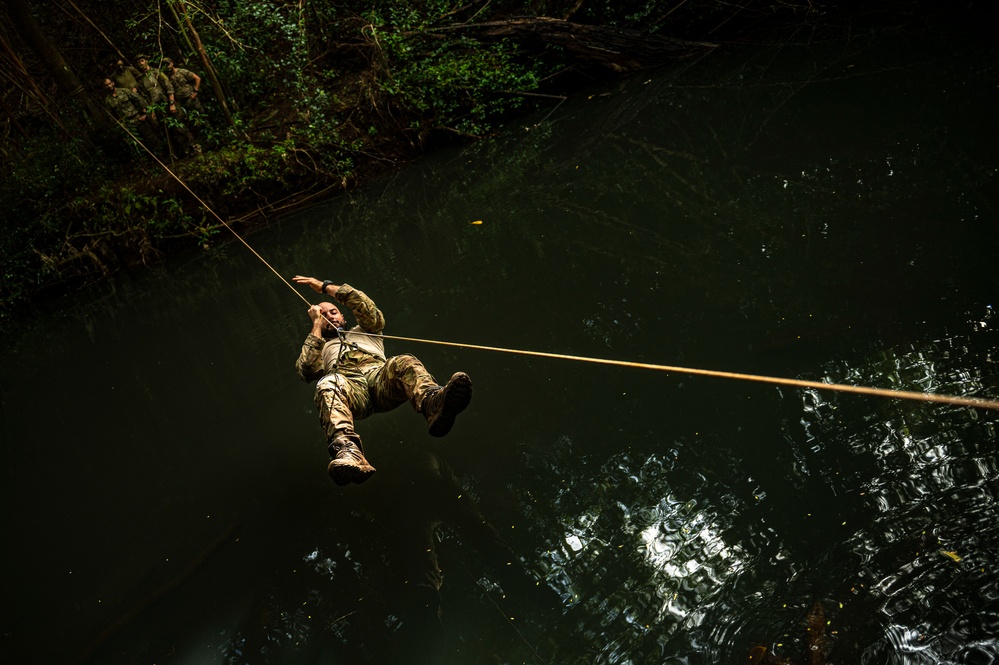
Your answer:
103;79;115;92
137;58;149;71
318;303;346;337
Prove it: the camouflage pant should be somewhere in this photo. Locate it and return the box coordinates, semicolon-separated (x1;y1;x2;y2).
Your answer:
314;353;438;445
178;94;203;113
129;117;159;148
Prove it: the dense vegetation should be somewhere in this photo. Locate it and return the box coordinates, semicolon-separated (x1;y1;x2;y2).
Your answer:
0;0;949;313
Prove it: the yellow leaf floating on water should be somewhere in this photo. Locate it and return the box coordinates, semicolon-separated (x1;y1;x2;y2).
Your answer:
941;550;962;562
470;220;483;225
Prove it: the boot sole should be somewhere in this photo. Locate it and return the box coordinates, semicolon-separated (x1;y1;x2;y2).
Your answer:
428;372;473;438
328;460;376;486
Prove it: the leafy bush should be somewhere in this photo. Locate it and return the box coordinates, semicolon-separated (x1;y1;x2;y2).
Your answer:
362;6;542;135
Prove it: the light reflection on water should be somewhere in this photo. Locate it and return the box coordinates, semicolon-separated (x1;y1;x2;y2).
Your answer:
815;335;999;665
506;319;998;664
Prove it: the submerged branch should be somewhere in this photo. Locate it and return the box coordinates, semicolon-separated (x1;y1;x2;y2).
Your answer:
422;17;717;71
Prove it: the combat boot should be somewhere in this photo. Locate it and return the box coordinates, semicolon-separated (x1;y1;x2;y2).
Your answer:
327;435;376;485
422;372;473;437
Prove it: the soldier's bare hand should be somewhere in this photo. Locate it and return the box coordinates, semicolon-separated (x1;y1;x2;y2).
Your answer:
293;275;322;293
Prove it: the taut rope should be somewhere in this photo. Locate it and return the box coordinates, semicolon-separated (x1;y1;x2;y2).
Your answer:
354;331;999;412
103;107;310;306
103;109;999;412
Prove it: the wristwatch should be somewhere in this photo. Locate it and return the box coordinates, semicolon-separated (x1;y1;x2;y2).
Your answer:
321;280;334;295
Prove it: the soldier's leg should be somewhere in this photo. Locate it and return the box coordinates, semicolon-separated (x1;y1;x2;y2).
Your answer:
169;106;200;156
367;354;439;413
175;123;199;156
182;95;204;114
368;355;472;437
133;118;159;148
315;373;375;485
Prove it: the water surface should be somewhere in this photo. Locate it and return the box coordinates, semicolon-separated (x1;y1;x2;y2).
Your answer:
2;18;998;665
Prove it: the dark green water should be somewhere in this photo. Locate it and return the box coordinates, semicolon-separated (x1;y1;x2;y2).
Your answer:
3;20;998;665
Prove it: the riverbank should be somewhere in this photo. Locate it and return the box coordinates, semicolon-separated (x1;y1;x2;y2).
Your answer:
0;0;972;318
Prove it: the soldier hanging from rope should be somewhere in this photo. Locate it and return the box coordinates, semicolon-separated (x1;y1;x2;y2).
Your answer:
292;276;473;485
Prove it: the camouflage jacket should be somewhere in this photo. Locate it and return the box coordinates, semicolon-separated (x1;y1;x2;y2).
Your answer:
138;68;174;105
168;68;199;99
104;88;146;121
111;66;142;92
296;284;387;382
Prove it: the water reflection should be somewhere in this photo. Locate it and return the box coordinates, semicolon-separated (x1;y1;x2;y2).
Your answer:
502;317;997;664
219;447;560;664
767;330;999;664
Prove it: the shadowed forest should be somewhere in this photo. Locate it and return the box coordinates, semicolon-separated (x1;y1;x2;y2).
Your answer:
0;0;973;312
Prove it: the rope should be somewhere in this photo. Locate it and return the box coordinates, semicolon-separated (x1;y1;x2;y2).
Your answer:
100;102;999;413
350;331;999;411
101;103;310;306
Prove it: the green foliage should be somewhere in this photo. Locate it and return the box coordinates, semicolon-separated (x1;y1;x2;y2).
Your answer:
96;186;195;237
0;130;114;306
212;0;310;100
183;141;291;195
2;132;108;211
388;38;539;135
363;7;542;135
0;0;626;310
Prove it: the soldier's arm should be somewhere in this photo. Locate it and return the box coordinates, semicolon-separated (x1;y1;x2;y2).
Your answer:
187;69;202;92
126;90;146;116
158;72;176;102
295;333;325;382
290;276;385;334
333;284;385;334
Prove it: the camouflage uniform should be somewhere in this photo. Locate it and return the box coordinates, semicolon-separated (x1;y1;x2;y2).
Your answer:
111;65;143;96
103;87;157;146
104;87;145;121
138;66;198;156
167;66;203;112
137;68;174;107
296;284;440;447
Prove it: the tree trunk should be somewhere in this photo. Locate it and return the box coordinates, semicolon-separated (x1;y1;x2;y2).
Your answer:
165;0;199;62
174;0;236;129
0;26;73;136
5;0;102;121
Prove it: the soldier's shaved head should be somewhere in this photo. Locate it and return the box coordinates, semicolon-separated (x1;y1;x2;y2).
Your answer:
317;302;346;338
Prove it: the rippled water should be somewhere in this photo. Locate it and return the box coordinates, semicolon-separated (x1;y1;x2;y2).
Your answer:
2;16;998;665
